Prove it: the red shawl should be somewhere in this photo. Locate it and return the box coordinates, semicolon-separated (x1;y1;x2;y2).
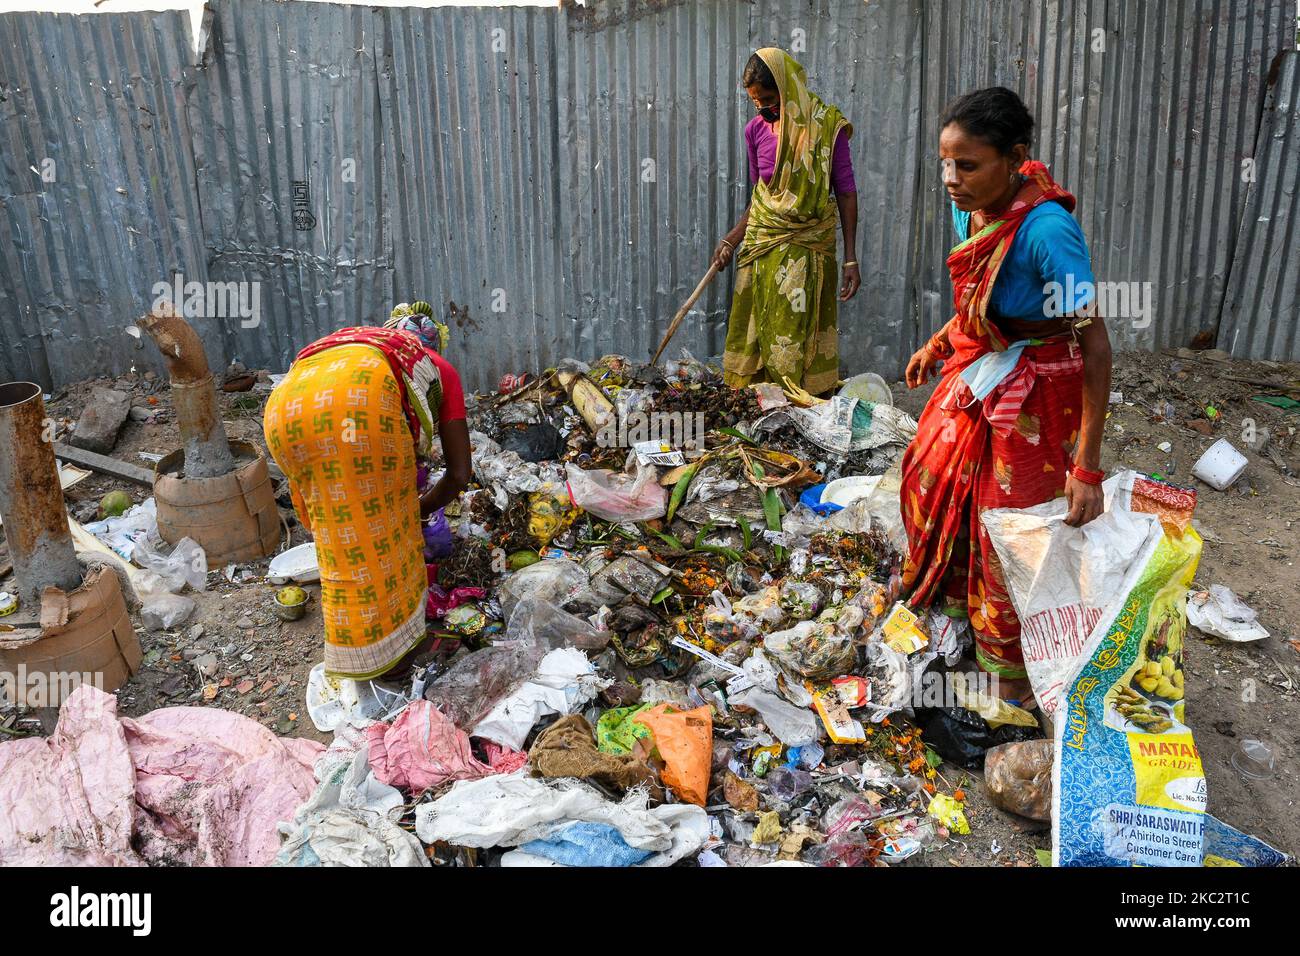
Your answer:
945;160;1076;354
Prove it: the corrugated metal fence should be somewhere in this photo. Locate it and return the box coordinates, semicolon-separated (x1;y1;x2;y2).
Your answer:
1;0;1296;392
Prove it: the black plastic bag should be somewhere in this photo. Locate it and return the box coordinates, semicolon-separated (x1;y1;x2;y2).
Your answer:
914;706;1043;770
498;422;564;462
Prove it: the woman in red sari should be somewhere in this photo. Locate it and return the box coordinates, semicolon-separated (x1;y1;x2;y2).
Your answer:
901;88;1112;704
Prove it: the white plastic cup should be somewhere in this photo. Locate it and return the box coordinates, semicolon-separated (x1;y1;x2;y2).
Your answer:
1192;438;1248;491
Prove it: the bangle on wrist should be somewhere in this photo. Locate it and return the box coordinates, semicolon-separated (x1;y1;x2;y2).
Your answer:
843;260;858;267
719;238;734;251
1069;463;1105;486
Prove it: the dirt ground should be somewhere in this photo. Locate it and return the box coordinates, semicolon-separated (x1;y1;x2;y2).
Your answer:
3;348;1297;866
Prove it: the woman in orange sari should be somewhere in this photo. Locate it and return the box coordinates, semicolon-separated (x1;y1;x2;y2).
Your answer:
901;88;1112;704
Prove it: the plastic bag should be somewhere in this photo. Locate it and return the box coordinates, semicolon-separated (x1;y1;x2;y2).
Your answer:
132;568;195;629
422;509;454;560
913;706;1041;770
778;581;823;620
131;531;207;592
732;688;819;747
1186;585;1269;642
472;647;607;751
499;559;590;618
702;592;759;643
763;620;856;681
508;596;609;652
82;497;158;562
565;461;667;522
632;705;713;807
596;704;655;755
527;482;574;547
984;739;1053;821
137;587;195;630
422;641;548;731
732;586;786;630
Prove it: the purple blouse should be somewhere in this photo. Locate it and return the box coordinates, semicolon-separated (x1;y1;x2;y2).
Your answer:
744;115;856;194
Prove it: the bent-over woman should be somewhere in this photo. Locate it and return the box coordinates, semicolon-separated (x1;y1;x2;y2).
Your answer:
264;310;471;680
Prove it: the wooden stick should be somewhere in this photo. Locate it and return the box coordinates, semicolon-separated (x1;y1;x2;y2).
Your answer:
52;443;155;487
651;263;720;365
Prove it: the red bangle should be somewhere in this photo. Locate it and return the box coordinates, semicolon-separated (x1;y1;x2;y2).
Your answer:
1069;464;1105;486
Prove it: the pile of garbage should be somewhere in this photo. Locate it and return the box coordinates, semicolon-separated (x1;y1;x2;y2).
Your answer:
287;351;1055;868
9;350;1288;867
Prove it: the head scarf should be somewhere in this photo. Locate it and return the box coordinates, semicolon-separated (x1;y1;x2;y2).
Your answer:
387;300;450;354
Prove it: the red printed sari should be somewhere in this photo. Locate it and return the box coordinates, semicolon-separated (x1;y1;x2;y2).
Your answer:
901;162;1084;679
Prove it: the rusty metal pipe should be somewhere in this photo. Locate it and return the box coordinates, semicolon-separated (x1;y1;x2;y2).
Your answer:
137;310;235;479
0;382;83;603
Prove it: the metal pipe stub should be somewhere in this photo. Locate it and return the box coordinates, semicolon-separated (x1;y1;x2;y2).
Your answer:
0;382;82;603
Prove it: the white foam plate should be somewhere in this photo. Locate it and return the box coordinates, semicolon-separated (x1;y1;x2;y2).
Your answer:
267;541;320;584
821;474;884;509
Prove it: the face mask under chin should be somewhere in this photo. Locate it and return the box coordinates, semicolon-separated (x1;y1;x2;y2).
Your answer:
759;105;780;122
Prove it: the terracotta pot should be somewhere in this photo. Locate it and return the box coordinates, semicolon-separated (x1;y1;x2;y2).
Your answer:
0;564;141;708
153;440;280;565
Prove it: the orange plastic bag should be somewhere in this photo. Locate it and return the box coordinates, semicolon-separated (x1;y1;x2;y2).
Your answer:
632;704;713;807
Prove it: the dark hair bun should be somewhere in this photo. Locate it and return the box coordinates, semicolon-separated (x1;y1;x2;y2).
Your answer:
940;87;1034;155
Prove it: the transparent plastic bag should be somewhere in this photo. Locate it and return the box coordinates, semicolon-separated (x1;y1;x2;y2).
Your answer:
134;570;196;630
132;533;207;592
498;558;590;618
763;620;857;680
565;461;667;522
732;687;820;747
779;581;823;620
507;596;610;652
423;640;549;731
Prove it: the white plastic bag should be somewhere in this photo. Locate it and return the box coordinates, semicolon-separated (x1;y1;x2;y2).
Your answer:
471;647;608;751
1186;585;1269;642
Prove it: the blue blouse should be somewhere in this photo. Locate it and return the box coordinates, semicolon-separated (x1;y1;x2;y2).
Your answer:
951;200;1095;322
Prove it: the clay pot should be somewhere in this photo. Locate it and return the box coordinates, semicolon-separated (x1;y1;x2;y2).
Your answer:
153;440;280;565
0;565;141;707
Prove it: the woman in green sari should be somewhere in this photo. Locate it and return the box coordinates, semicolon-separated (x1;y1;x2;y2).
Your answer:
717;48;860;395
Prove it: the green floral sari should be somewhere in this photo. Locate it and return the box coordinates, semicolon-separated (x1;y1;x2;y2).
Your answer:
723;48;850;395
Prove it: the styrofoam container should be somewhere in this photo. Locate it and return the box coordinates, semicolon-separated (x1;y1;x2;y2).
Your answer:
821;474;884;509
1191;439;1248;491
838;372;894;407
267;541;320;584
